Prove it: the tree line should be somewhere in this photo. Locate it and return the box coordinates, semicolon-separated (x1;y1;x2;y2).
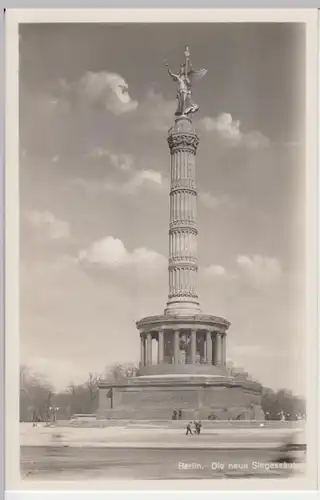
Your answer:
20;363;138;422
20;362;305;422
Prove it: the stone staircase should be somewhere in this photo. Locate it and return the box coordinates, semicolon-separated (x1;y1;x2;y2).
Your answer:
97;405;256;421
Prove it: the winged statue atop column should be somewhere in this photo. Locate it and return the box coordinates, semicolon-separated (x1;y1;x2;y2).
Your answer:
165;46;207;116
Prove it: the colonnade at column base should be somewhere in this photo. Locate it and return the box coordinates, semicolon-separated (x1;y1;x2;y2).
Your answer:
136;313;230;371
98;310;264;420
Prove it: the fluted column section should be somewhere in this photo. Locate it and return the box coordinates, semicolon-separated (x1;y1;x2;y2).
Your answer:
165;116;201;315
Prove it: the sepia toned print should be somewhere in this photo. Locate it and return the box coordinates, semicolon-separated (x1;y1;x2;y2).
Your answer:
13;15;316;488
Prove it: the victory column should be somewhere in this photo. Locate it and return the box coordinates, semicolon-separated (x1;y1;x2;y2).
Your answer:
98;48;264;420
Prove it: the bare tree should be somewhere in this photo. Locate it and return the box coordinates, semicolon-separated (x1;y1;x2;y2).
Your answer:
84;372;101;413
19;365;54;422
103;362;139;384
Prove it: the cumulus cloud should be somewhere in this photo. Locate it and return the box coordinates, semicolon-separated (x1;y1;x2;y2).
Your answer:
51;155;60;163
76;148;166;196
138;90;176;132
199;192;243;210
202;255;282;288
126;169;163;192
236;254;282;288
198;112;270;149
78;236;166;272
25;210;70;240
74;168;165;196
201;264;238;283
205;265;226;276
62;71;138;115
203;265;226;278
89;148;134;172
201;113;241;141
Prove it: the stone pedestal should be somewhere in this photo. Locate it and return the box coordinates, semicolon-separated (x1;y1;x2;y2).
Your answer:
98;374;264;421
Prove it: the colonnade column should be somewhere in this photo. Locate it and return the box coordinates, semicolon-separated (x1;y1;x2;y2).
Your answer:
203;337;207;363
158;330;164;365
191;329;197;363
221;334;226;366
146;332;152;365
140;334;145;367
215;333;222;366
206;331;212;364
174;330;180;364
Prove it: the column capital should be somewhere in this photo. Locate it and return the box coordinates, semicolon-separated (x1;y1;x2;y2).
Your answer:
167;132;199;154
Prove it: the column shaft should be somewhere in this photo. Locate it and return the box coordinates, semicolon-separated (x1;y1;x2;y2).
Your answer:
215;333;222;365
146;332;152;365
174;330;180;364
165;118;200;314
140;335;145;367
211;334;216;366
221;334;226;366
158;330;164;364
203;336;207;363
206;331;212;364
191;329;197;364
183;192;185;220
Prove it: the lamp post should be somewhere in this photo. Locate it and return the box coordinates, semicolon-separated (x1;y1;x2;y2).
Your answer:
48;405;60;422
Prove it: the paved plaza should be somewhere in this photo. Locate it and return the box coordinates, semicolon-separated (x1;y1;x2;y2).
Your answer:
20;421;304;449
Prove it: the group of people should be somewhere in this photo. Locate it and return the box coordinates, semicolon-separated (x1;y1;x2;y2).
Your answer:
172;409;183;420
186;420;202;435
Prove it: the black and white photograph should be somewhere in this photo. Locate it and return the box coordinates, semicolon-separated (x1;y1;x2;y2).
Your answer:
4;8;318;491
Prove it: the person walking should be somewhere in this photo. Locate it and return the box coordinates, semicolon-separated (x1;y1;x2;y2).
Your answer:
186;421;193;435
193;420;198;434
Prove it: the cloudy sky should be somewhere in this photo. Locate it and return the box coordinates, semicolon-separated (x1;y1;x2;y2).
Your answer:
19;22;306;394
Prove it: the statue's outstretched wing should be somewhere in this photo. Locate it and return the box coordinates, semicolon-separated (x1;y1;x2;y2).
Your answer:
187;68;207;85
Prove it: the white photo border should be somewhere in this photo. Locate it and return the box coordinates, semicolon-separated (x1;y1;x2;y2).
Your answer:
3;6;319;497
